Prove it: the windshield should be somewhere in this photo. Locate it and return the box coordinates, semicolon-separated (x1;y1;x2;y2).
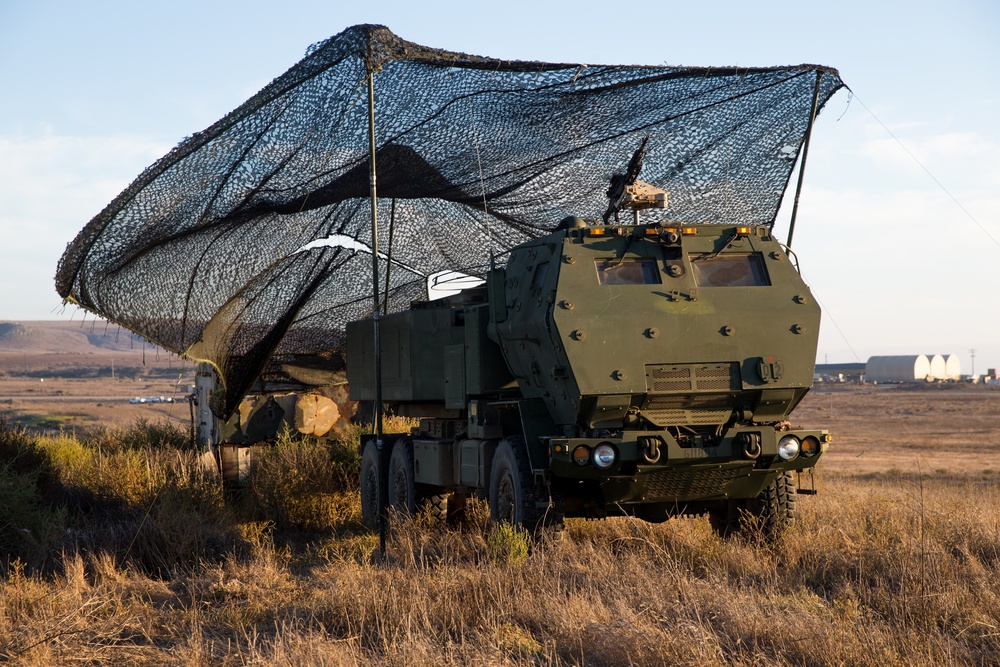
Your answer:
690;254;770;287
595;258;662;285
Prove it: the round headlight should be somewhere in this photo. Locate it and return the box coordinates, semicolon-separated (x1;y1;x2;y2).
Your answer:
572;445;591;466
592;443;618;469
777;435;800;461
800;436;820;458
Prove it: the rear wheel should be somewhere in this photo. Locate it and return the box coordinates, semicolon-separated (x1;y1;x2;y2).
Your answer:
387;438;418;514
709;471;796;539
360;438;384;531
387;438;448;524
445;492;467;525
424;492;450;524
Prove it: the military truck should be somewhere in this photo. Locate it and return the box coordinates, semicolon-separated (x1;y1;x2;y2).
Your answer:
347;190;830;536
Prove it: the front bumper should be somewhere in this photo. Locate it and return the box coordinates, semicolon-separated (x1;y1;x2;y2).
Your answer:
546;427;830;504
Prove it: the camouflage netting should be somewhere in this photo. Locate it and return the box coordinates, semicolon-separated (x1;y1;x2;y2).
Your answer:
56;24;845;418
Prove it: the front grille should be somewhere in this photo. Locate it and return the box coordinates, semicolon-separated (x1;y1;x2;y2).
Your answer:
642;465;749;500
646;367;692;391
694;366;734;390
645;362;740;393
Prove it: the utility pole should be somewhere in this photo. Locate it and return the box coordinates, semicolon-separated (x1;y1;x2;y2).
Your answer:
970;348;976;377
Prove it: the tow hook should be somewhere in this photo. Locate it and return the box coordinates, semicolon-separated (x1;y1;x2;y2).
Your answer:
738;433;761;459
639;436;661;464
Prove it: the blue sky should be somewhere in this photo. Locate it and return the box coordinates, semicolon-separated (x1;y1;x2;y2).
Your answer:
1;0;998;373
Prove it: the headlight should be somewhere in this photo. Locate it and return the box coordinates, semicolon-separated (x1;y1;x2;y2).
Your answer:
572;445;591;466
777;435;800;461
592;443;618;469
800;436;820;458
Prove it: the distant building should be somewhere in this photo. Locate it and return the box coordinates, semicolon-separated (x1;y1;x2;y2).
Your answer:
866;355;931;383
814;362;865;383
942;354;962;380
925;354;946;381
866;354;961;383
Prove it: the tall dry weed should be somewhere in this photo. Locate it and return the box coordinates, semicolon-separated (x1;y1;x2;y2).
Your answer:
0;418;248;577
3;412;1000;665
246;429;361;532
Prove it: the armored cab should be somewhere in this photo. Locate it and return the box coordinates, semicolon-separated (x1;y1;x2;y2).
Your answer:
348;217;830;535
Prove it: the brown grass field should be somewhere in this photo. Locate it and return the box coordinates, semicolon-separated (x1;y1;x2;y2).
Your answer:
0;320;195;435
1;324;999;665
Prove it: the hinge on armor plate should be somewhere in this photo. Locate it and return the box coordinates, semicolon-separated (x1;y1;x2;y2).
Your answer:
663;289;697;302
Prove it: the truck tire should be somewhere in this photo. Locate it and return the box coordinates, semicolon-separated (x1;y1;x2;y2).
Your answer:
489;436;566;535
360;438;384;531
445;492;467;525
425;492;450;524
489;437;539;529
387;437;420;514
387;438;448;524
709;471;796;539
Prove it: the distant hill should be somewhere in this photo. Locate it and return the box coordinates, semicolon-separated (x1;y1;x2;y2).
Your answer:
0;320;167;356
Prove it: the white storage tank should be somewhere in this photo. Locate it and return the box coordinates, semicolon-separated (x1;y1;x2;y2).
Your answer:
925;354;946;381
942;354;961;380
866;355;931;383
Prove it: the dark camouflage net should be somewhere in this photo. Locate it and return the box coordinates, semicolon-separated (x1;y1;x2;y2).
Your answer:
55;24;845;417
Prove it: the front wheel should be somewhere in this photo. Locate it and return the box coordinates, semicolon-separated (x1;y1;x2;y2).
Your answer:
488;437;563;535
709;471;797;539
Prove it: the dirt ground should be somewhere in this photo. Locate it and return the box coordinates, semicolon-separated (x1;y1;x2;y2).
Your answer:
0;321;197;433
794;383;1000;479
0;364;194;435
0;375;195;433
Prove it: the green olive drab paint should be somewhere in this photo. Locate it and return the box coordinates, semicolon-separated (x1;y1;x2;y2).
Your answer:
348;219;829;536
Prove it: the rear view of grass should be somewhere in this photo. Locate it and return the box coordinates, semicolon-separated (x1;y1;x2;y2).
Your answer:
1;413;999;665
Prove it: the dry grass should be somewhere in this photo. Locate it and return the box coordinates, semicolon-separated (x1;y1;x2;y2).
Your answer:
1;388;1000;665
0;375;195;436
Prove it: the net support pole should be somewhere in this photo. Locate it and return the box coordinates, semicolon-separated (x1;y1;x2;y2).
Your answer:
786;71;823;249
367;66;387;557
383;198;396;315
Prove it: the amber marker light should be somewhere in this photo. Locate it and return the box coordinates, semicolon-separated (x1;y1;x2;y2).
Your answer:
736;226;751;235
682;227;698;235
588;228;606;236
572;445;591;466
800;436;820;458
